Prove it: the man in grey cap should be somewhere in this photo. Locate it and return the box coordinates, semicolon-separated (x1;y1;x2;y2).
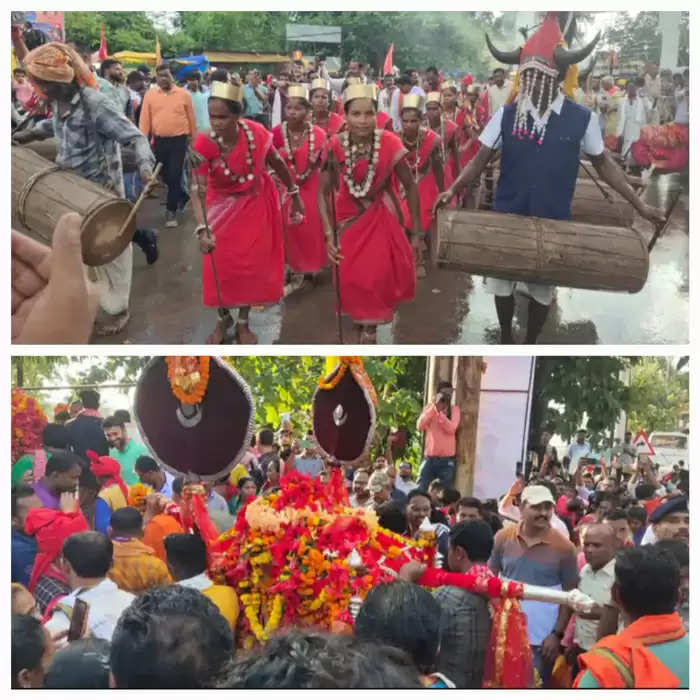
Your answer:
488;484;577;686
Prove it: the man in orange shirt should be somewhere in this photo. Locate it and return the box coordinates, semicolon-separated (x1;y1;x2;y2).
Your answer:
139;63;197;228
416;381;460;491
108;507;171;594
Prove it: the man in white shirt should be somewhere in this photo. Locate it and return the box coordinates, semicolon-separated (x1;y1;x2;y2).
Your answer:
616;78;651;166
618;431;638;479
135;456;175;498
486;67;513;117
568;430;591;477
395;461;419;495
569;523;617;669
44;531;135;643
378;74;398;125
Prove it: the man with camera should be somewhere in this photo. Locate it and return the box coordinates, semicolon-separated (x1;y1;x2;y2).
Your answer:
416;381;460;491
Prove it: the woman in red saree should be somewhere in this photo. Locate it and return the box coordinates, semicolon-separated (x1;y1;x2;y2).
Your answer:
441;80;459;123
318;84;420;344
425;91;458;201
455;83;484;208
271;85;328;281
310;78;344;137
191;81;303;344
398;94;444;278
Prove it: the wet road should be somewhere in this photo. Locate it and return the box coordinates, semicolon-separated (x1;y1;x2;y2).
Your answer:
96;173;688;346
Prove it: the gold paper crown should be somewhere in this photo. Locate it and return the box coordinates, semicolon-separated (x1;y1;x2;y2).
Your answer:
342;83;378;106
346;76;362;86
210;80;244;103
310;78;330;93
425;91;442;105
441;80;458;92
287;84;310;101
400;93;424;111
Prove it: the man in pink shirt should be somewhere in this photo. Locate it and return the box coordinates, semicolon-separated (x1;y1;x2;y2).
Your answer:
416;381;460;491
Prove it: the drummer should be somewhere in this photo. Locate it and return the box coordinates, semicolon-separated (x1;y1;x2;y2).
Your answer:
13;42;155;338
435;13;665;344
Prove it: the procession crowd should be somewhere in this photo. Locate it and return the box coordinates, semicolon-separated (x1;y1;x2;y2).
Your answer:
10;14;680;345
11;385;689;688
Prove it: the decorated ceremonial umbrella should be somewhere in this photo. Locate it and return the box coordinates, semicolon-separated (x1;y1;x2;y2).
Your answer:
134;356;254;483
312;357;378;464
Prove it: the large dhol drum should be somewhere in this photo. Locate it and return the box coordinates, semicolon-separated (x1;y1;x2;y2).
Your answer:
437;208;649;293
483;167;637;227
11;145;135;266
570;179;635;227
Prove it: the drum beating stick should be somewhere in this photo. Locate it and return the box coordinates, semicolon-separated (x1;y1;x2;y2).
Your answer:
647;189;680;253
115;162;163;241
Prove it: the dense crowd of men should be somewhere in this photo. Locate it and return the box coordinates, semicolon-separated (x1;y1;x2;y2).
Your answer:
11;385;689;688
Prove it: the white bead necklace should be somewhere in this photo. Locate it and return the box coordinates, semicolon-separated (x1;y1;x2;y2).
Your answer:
210;120;256;185
341;129;381;198
402;128;425;182
282;121;318;184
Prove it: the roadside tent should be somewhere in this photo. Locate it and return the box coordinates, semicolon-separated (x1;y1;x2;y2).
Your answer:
171;54;210;81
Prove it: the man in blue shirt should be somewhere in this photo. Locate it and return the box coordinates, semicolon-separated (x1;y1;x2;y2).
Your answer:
11;485;42;587
242;69;268;126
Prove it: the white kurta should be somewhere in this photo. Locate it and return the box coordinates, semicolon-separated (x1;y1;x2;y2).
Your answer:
616;96;651;164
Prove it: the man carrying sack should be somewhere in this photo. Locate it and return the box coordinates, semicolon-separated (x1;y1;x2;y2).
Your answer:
13;42;155;337
434;13;665;344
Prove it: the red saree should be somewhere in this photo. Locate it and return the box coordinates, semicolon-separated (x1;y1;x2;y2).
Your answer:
456;105;482;169
376;111;394;132
272;123;328;273
194;120;284;308
440;118;459;191
313;111;345;137
327;129;416;324
398;128;441;232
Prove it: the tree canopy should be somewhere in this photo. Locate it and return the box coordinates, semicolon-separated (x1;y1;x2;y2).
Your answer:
604;11;689;66
64;11;510;76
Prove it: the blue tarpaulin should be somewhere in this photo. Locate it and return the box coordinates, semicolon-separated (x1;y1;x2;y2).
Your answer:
171;54;210;81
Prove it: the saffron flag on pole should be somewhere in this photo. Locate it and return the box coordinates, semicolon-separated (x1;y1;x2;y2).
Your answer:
156;37;162;65
98;24;108;60
382;44;394;76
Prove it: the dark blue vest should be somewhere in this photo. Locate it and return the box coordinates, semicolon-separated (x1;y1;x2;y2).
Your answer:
494;98;591;220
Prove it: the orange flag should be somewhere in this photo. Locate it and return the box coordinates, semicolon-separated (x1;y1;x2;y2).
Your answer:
98;24;108;60
382;44;394;76
155;37;162;65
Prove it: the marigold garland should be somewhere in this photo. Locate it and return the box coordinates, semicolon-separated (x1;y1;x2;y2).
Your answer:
207;469;435;648
164;356;211;405
11;389;47;464
317;357;378;406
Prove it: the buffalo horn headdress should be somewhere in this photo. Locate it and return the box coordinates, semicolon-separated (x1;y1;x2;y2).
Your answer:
485;11;600;145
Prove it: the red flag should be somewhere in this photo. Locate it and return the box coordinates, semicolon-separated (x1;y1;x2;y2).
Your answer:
382;44;394;76
98;24;108;60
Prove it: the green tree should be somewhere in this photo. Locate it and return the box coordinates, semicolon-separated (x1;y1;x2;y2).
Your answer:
530;357;631;448
65;11;158;52
604;11;689;66
626;357;688;433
